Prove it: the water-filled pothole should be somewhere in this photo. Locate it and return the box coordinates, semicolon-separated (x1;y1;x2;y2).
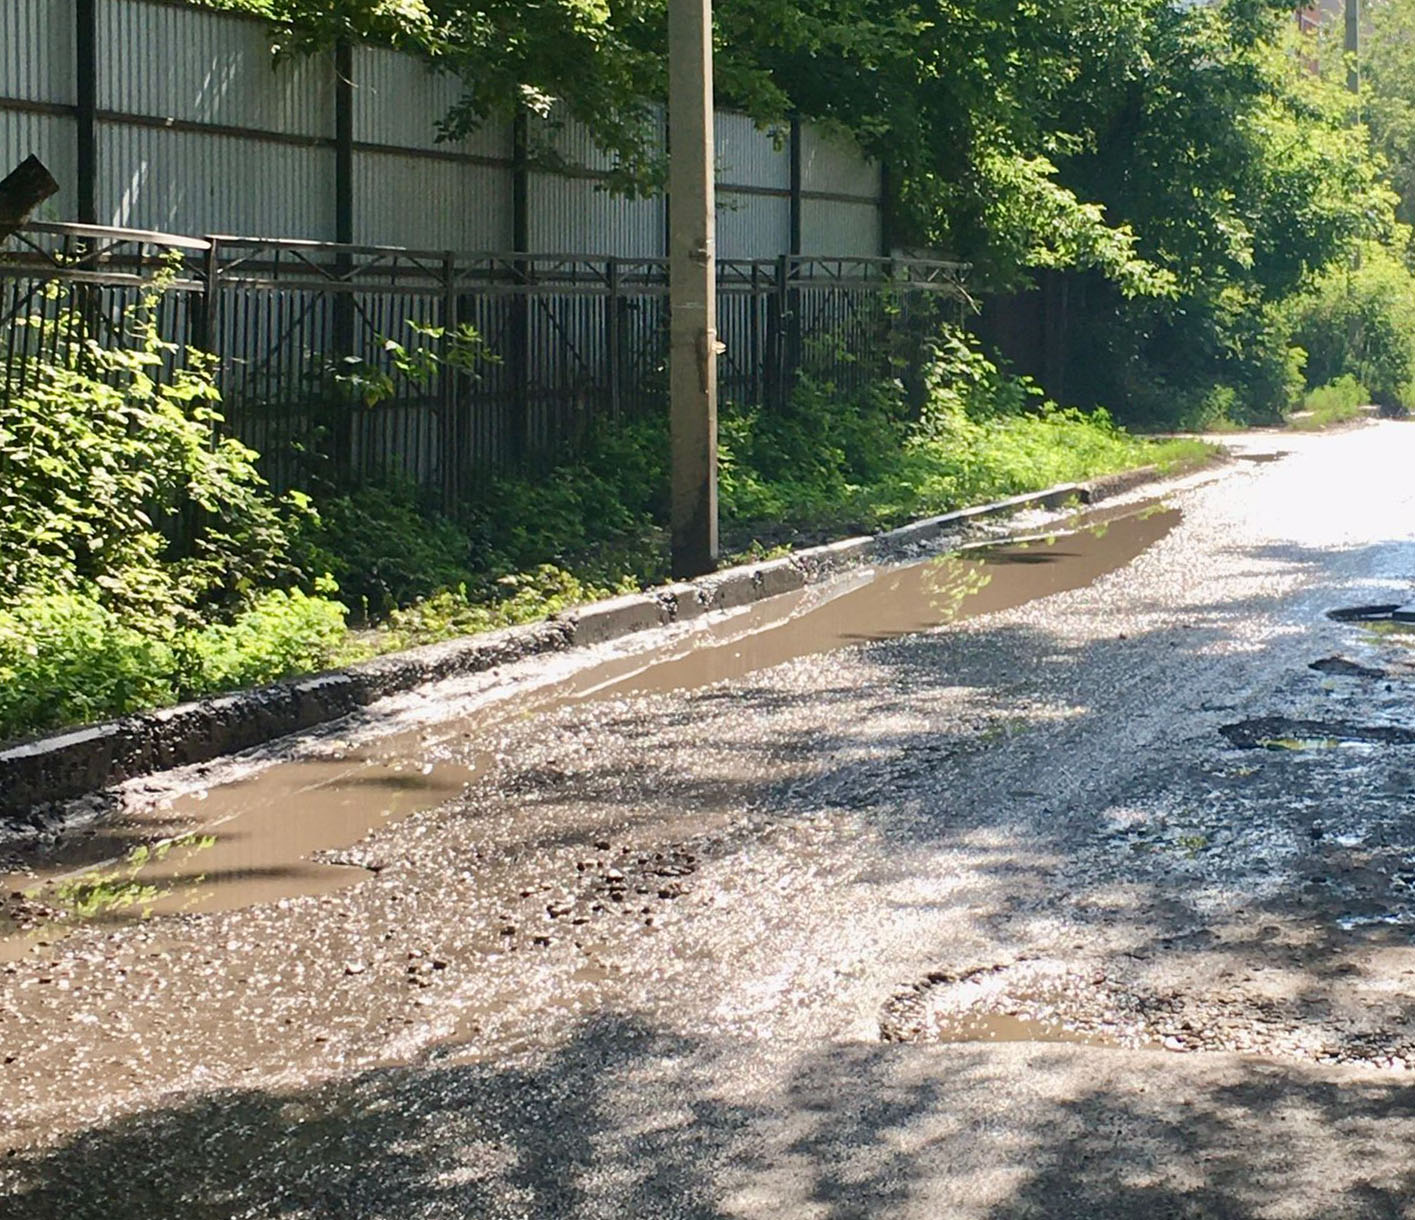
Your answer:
1220;717;1415;749
1328;604;1404;623
1310;656;1387;679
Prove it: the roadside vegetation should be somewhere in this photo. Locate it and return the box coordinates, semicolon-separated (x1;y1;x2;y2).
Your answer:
0;303;1203;742
10;0;1415;741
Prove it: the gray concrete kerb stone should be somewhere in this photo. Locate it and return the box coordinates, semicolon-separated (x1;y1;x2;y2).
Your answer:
557;593;668;647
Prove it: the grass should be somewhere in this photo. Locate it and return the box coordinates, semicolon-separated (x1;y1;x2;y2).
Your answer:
1288;376;1371;431
40;835;217;921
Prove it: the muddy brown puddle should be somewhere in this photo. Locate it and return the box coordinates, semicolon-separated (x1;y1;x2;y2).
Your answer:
1;500;1179;951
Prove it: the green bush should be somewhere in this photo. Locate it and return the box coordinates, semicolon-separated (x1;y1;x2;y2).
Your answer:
0;295;349;741
175;588;350;695
0;585;348;740
291;480;477;618
1287;244;1415;411
0;589;176;739
0;304;307;626
1294;374;1371;429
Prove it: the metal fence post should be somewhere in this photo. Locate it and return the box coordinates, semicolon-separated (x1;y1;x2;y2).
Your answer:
767;253;790;411
511;259;531;462
749;261;762;407
785;254;801;396
440;249;459;510
606;257;621;419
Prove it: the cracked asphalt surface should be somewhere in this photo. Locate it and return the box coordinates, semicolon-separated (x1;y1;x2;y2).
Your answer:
5;421;1415;1217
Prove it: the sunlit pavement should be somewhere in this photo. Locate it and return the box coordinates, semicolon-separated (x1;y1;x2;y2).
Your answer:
5;420;1415;1217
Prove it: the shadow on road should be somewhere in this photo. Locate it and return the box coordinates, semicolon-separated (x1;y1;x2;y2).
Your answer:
8;1013;1415;1218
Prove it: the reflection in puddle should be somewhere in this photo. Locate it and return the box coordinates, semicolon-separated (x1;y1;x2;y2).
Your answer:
2;499;1179;945
586;502;1181;703
2;753;486;951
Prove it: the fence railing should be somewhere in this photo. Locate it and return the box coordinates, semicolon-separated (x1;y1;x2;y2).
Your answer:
2;222;971;507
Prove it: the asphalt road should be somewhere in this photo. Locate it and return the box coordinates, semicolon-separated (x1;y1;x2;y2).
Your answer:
5;421;1415;1218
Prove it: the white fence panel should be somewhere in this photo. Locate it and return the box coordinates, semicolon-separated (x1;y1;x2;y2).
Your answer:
529;173;664;257
353;45;508;161
801;126;879;200
100;0;332;137
100;125;336;238
2;0;75;104
355;150;513;249
714;112;789;190
0;0;883;255
717;194;790;260
802;199;881;258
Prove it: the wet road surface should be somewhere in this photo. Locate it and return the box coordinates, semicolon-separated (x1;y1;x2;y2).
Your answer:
4;423;1415;1217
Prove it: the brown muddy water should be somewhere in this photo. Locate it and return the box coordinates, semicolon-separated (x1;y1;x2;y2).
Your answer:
1;500;1179;953
926;1008;1122;1049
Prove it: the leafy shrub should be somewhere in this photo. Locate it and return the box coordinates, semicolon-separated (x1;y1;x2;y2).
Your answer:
0;589;176;739
0;294;348;742
175;588;350;695
1294;374;1370;429
1287;244;1415;411
291;480;477;618
0;303;308;626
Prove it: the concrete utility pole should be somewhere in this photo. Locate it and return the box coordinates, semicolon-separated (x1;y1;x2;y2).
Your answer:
668;0;719;578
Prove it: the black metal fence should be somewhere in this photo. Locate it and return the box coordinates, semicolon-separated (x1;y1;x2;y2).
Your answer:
1;222;970;507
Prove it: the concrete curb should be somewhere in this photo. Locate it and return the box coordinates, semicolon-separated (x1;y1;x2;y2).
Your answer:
0;470;1179;821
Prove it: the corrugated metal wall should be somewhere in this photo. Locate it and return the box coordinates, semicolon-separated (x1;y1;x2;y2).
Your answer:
2;0;76;221
3;0;74;103
0;0;884;255
801;127;882;257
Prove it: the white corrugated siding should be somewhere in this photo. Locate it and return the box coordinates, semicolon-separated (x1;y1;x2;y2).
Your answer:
100;123;335;238
2;0;74;103
715;112;788;191
0;110;78;219
800;126;879;200
354;150;513;249
715;192;789;259
354;45;507;160
801;199;881;258
528;173;664;257
99;0;332;137
0;0;882;254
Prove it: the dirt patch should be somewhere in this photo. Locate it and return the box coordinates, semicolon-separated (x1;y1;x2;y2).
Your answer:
881;959;1415;1069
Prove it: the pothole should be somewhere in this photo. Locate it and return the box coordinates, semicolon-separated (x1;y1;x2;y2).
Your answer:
1328;604;1404;623
1309;656;1387;680
881;960;1415;1068
1219;717;1415;749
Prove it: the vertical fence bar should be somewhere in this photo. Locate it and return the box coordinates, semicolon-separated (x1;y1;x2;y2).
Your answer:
786;256;801;397
510;260;531;462
606;257;622;419
749;262;762;407
75;0;98;225
789;116;802;259
194;237;220;359
511;115;531;464
440;249;459;510
767;253;788;411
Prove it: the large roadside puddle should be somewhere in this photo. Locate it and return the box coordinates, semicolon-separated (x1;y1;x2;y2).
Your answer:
1;499;1179;951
